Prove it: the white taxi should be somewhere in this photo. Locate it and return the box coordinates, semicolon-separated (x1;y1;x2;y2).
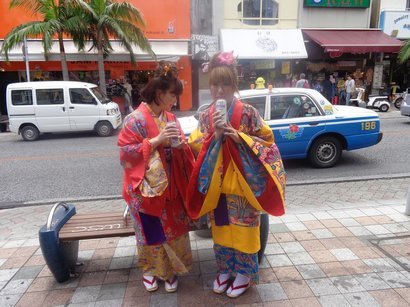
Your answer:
180;88;383;168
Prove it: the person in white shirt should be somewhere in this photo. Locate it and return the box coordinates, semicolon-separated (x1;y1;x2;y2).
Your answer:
345;75;355;106
123;79;133;113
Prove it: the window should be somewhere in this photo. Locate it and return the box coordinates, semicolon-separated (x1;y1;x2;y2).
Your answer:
241;96;266;118
237;0;279;26
69;88;96;105
271;95;320;119
11;90;33;106
36;89;64;105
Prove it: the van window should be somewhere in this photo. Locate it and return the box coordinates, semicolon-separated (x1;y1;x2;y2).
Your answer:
36;89;64;105
69;88;96;105
11;90;33;106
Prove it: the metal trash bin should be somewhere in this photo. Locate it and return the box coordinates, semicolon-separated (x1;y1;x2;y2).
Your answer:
39;202;78;283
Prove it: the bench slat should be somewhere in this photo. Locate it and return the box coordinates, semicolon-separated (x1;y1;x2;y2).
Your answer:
60;227;135;241
63;212;127;220
59;211;134;241
60;217;131;227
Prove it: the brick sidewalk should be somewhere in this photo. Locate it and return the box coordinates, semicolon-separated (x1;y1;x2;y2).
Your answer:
0;180;410;306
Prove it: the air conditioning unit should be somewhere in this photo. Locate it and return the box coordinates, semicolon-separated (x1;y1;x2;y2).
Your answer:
198;89;212;107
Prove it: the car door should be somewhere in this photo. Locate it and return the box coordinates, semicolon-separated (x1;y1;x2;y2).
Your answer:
34;88;70;132
267;94;325;159
240;95;268;120
68;88;100;130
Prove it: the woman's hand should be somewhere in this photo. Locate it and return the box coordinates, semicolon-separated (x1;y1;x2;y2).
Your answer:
212;110;225;140
149;122;180;148
223;123;241;144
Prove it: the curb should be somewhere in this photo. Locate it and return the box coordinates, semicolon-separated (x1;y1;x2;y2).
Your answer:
1;174;409;210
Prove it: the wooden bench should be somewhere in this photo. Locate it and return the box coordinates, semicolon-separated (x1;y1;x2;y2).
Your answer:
40;201;269;283
39;202;134;283
59;210;134;241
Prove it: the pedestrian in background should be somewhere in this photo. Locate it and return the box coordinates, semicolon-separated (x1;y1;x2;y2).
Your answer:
117;61;195;293
295;73;310;88
337;77;346;105
123;79;133;114
186;51;286;298
345;75;355;106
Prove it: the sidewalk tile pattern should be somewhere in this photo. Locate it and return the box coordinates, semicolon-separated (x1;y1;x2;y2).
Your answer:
0;179;409;306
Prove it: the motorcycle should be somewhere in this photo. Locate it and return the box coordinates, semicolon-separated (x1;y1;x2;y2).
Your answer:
349;88;390;112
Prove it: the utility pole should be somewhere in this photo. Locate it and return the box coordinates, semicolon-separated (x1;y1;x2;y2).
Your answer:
23;37;30;81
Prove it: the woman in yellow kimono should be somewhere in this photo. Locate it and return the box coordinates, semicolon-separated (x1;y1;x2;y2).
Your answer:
118;62;194;293
187;52;286;298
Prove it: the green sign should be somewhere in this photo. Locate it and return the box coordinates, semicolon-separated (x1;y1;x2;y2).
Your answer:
304;0;370;8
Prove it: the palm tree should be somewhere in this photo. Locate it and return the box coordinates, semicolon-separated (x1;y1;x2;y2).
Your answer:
398;40;410;64
1;0;82;81
72;0;154;93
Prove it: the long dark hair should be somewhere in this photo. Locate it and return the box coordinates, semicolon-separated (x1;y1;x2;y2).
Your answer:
141;61;183;105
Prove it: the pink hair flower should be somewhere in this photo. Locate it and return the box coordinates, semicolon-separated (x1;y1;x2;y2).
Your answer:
217;51;235;65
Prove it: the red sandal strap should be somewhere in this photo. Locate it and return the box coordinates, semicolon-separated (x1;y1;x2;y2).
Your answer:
216;275;230;287
166;276;177;286
143;276;156;286
229;281;250;291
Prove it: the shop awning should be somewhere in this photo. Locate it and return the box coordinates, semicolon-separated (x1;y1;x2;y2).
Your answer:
303;29;403;53
220;29;307;59
0;39;189;62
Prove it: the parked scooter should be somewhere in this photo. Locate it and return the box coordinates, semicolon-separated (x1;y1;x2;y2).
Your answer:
392;88;410;110
349;87;390;112
367;93;390;112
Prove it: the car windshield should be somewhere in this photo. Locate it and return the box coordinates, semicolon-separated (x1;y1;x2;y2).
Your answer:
90;87;110;104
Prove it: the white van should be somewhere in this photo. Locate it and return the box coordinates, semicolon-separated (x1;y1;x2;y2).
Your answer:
6;81;122;141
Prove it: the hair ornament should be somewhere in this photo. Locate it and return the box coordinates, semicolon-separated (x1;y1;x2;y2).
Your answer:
163;64;171;76
201;62;209;73
217;51;235;66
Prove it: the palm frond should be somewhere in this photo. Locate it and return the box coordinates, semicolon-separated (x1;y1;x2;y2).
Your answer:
398;40;410;64
106;2;146;26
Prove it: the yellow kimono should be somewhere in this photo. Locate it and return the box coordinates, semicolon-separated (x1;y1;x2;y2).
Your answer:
187;99;286;282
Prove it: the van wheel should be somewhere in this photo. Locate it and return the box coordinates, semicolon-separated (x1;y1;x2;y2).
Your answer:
96;121;113;137
308;136;342;168
21;125;39;141
379;104;389;112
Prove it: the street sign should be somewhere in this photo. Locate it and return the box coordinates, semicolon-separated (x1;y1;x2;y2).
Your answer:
304;0;370;8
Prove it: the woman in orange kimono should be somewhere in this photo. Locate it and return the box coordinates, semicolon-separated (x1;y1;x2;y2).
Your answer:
187;52;286;298
118;61;194;293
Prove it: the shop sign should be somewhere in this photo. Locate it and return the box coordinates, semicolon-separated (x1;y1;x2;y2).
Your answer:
304;0;370;8
337;61;356;67
380;11;410;39
281;61;290;74
191;34;219;61
252;59;275;70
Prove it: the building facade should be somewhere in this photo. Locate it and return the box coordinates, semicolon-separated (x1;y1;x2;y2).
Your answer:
0;0;193;116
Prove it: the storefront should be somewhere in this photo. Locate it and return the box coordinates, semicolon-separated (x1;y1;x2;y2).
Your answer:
0;0;193;114
380;10;410;89
302;29;402;95
219;29;308;89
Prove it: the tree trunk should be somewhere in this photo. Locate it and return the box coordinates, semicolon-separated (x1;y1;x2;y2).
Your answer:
97;48;106;94
58;33;69;81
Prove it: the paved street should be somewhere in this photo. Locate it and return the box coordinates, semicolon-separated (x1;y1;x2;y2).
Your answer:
1;109;409;207
0;178;409;306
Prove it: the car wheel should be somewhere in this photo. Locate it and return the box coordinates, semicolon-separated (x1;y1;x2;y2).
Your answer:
21;125;39;141
96;121;113;137
379;104;389;112
308;136;342;168
394;98;403;110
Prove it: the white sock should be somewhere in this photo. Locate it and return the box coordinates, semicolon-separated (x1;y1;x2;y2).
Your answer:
219;273;230;282
227;273;250;294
